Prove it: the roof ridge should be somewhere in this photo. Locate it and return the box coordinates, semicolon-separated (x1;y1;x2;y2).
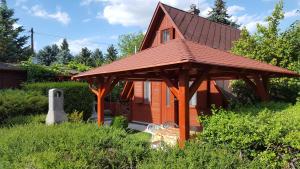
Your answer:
160;2;240;32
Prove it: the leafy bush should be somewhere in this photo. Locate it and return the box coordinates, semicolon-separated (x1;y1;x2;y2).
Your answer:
23;82;94;120
0;123;149;169
21;61;59;82
231;80;259;105
0;115;46;127
111;116;128;129
0;90;47;122
138;141;248;169
199;102;300;168
68;110;83;123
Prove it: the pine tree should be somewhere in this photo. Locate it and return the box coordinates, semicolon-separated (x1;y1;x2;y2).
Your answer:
105;45;118;63
91;48;104;67
75;47;92;66
57;38;72;64
207;0;239;28
0;0;30;63
37;44;59;66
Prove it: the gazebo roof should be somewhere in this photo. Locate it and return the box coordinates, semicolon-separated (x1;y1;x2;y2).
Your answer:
73;39;298;80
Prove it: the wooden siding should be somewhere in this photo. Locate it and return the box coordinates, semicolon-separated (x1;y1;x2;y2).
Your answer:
131;80;225;127
0;70;27;89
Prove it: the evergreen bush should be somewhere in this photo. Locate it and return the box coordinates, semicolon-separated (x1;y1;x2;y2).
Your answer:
0;90;47;122
111;116;128;129
23;82;94;120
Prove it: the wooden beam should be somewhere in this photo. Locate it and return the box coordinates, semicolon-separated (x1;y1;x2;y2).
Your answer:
242;75;270;102
207;79;211;109
178;70;190;148
188;73;205;100
253;75;270;102
161;74;179;99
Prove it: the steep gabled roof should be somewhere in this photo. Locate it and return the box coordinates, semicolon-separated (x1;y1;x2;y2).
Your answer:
140;3;240;51
73;39;298;79
162;3;241;51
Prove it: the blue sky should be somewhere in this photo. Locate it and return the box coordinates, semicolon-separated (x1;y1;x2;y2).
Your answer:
7;0;300;54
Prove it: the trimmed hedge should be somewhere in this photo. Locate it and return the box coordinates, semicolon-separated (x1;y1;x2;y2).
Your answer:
0;123;149;169
23;82;94;120
0;90;47;122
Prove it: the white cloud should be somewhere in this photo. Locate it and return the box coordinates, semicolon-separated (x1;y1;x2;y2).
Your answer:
284;9;300;18
231;14;267;33
55;38;106;54
80;0;104;6
93;0;210;27
227;5;245;15
15;0;27;6
26;5;71;25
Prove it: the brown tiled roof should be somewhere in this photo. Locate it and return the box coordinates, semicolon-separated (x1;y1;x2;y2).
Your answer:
162;3;240;51
73;39;298;79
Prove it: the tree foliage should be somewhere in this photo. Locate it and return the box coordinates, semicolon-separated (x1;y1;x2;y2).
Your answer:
0;0;30;63
118;32;144;57
57;38;72;64
106;44;118;62
91;48;105;67
207;0;239;28
36;44;59;66
231;0;300;102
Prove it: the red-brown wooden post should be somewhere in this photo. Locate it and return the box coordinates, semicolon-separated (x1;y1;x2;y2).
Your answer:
206;79;211;110
97;87;105;126
178;70;189;148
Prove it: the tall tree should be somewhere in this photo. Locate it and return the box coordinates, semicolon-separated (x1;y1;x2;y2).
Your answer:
207;0;239;28
37;44;59;66
118;32;144;57
231;0;299;102
91;48;104;67
0;0;30;63
105;45;118;63
57;38;72;64
75;47;92;66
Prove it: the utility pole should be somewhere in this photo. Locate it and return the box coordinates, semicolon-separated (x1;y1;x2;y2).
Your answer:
30;28;34;54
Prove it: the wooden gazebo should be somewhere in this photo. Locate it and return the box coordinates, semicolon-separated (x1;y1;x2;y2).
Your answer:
72;39;298;147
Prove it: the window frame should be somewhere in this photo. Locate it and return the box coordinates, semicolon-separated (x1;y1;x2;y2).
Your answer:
161;29;171;44
189;81;197;107
143;81;151;104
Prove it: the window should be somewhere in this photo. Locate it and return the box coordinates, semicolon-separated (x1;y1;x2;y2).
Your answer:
189;81;197;106
166;87;170;107
144;81;151;103
162;29;170;43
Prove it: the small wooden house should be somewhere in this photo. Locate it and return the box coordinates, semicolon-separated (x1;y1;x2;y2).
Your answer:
120;3;241;129
73;3;299;146
0;62;27;89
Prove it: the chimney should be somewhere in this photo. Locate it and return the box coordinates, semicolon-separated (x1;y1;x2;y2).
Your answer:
188;4;200;15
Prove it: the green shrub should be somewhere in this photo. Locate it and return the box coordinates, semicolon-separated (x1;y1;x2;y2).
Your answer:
111;116;128;129
138;141;248;169
0;90;47;122
0;123;149;169
20;61;59;82
68;110;83;123
23;82;94;120
199;102;300;168
0;115;46;127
